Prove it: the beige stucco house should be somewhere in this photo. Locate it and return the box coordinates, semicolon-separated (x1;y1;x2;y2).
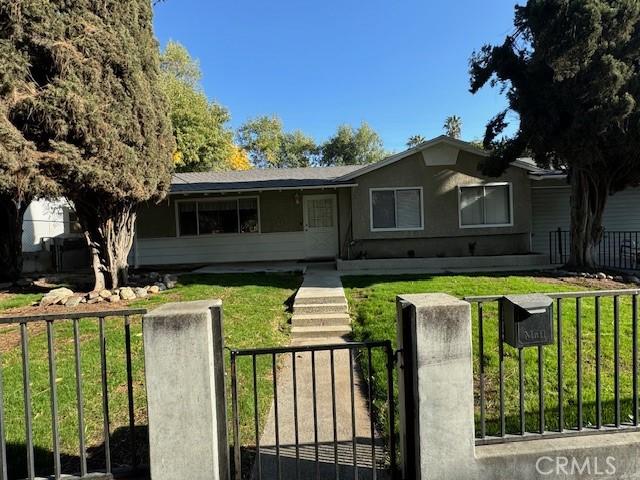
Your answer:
133;135;568;268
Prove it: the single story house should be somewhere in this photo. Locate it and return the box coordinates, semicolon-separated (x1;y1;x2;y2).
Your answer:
132;134;640;269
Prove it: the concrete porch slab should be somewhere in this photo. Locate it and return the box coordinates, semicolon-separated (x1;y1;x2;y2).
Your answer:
192;260;308;274
337;254;553;276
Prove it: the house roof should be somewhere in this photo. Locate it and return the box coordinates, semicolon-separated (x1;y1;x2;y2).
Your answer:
170;136;541;194
171;165;361;193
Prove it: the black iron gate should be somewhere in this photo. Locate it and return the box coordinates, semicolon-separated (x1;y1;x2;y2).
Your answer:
229;341;397;480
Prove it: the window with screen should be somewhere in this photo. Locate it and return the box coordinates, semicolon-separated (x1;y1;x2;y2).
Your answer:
370;188;423;231
177;197;259;236
459;184;512;227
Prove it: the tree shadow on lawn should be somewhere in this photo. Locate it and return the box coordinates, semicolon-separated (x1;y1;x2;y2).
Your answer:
7;425;149;480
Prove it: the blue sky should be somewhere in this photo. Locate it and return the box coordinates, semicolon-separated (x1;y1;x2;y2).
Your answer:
153;0;519;152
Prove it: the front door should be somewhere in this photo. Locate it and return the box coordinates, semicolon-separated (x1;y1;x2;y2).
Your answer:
303;194;338;259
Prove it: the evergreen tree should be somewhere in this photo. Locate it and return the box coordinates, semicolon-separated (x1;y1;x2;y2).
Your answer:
2;0;174;289
470;0;640;268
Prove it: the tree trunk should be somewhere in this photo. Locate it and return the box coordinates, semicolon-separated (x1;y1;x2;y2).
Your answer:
0;193;30;283
75;200;137;291
567;170;609;270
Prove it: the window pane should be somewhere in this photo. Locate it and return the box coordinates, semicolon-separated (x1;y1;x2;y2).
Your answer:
178;202;198;236
396;189;421;228
198;200;238;234
239;198;259;233
460;187;484;226
484;185;511;224
307;198;333;228
372;190;396;229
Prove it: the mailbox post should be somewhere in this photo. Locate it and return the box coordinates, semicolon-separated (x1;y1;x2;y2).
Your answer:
501;294;554;348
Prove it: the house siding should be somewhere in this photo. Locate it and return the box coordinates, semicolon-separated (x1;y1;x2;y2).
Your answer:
531;184;640;254
346;150;532;258
134;188;345;266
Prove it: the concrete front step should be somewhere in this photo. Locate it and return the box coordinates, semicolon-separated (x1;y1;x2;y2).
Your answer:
291;325;352;339
293;293;346;305
293;302;348;315
292;313;351;327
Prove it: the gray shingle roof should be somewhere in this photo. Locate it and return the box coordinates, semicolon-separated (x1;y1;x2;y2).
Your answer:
171;166;363;193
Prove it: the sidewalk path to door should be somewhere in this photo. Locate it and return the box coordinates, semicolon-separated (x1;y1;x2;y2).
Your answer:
252;264;390;480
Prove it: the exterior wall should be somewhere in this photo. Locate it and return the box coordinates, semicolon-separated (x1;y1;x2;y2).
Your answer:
134;188;345;266
347;151;532;258
22;199;67;252
531;184;640;254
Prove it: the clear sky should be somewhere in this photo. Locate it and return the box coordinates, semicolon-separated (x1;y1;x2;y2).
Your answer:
153;0;520;152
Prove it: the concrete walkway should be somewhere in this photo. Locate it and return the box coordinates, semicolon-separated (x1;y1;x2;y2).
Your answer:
252;265;390;479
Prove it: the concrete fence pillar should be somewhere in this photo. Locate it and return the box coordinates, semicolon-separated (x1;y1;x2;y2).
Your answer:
396;293;477;480
143;299;229;480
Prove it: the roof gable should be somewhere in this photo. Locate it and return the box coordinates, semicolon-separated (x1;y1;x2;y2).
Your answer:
337;135;489;181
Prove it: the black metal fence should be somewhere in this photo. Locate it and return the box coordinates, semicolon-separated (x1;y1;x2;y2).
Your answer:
549;229;640;270
466;289;639;445
0;308;147;480
229;341;397;480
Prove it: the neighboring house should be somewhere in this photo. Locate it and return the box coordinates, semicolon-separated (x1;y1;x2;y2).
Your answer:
131;135;640;268
22;199;87;273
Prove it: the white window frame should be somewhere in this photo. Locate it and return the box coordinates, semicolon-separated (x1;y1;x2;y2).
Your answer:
457;182;513;229
175;196;261;237
369;187;424;232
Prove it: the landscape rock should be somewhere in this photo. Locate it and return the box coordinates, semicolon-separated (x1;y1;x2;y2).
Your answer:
134;287;148;298
597;273;607;280
99;289;112;299
64;296;83;308
120;287;137;300
108;295;121;303
40;287;74;307
154;282;167;291
163;274;178;289
87;297;103;304
607;275;614;280
87;291;100;300
614;276;624;283
148;285;160;294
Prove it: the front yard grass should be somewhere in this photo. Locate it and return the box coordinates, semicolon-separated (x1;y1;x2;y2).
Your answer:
1;273;299;479
343;274;637;438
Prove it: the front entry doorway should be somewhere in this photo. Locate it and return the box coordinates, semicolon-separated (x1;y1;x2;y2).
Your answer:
303;194;338;259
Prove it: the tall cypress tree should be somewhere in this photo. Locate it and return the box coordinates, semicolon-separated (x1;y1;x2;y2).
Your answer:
1;0;174;289
470;0;640;269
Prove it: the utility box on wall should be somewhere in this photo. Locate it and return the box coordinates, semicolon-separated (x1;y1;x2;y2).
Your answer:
501;294;554;348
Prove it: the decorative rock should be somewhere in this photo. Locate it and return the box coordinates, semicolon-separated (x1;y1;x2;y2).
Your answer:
625;275;640;284
40;287;75;307
148;285;160;294
99;289;112;299
80;297;87;303
87;297;103;304
108;295;121;303
120;287;137;300
607;275;614;280
614;276;624;283
163;274;178;289
134;287;148;298
64;296;83;308
597;273;607;280
87;291;100;300
154;282;167;291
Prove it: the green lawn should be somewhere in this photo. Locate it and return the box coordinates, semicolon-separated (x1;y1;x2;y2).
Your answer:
0;273;300;479
343;274;638;438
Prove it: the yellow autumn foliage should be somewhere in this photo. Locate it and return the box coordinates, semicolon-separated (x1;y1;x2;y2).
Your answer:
228;146;251;171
